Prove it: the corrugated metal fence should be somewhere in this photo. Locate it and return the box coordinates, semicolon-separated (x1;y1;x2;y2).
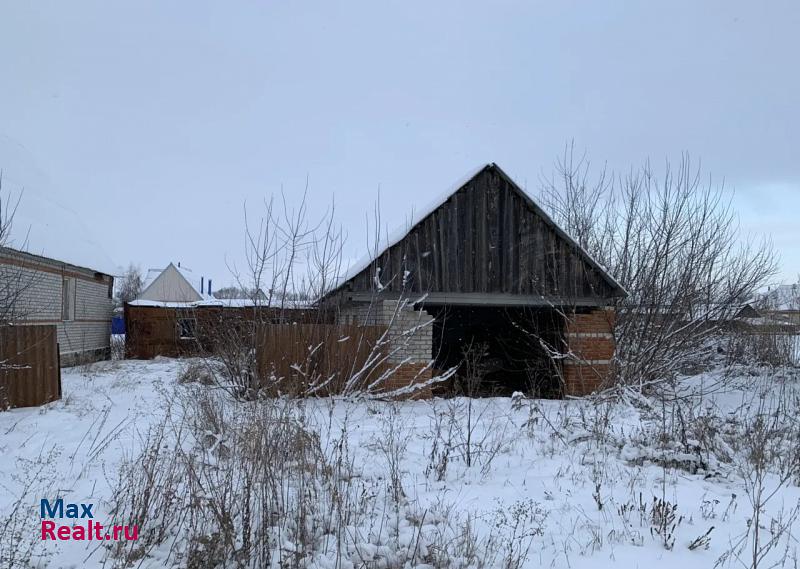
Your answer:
0;325;61;409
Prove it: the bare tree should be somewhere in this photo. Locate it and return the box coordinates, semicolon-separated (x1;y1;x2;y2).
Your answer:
216;189;346;397
0;174;45;384
189;187;451;399
0;173;34;326
116;263;144;305
212;286;266;300
539;144;778;391
456;341;488;468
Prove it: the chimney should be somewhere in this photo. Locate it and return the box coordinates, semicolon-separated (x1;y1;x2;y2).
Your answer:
201;277;204;295
208;279;212;295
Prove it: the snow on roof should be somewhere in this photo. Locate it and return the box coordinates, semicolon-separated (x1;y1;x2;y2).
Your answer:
335;163;487;289
141;264;207;297
739;316;796;327
128;297;312;309
141;269;160;292
0;136;120;275
333;163;627;296
759;284;800;311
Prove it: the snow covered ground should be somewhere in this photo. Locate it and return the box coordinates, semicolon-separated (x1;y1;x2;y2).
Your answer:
1;358;799;568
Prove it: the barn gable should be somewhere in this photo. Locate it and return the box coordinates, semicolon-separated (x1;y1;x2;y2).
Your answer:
333;163;625;306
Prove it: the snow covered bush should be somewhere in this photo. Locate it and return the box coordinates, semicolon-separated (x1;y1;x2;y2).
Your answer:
7;357;800;569
725;327;800;369
0;486;43;569
105;385;524;569
177;360;216;386
0;449;59;569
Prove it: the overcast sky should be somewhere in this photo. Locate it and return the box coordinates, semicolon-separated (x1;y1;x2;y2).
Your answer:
1;1;798;287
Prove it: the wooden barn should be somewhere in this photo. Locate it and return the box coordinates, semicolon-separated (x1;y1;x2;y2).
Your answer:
326;163;626;396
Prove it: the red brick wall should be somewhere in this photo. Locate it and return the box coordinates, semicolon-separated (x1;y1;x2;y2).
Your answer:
565;336;616;360
565;309;617;335
383;362;433;399
563;309;616;396
562;363;613;396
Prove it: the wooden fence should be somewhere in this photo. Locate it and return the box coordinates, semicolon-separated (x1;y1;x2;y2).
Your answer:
125;304;321;360
0;325;61;409
256;324;390;394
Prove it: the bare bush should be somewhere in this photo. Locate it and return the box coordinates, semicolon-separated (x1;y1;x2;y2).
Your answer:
107;409;187;565
424;399;458;482
448;342;512;472
539;145;777;390
422;396;511;482
726;325;800;368
110;333;126;361
106;388;518;568
0;489;40;569
0;448;58;569
0;175;38;329
116;264;144;305
719;385;800;569
177;360;216;385
370;402;410;504
0;174;22;326
492;500;548;569
191;189;451;400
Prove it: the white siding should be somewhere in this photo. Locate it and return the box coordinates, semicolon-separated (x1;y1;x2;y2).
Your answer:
59;320;112;354
138;263;203;302
75;279;113;320
0;250;114;360
1;263;62;320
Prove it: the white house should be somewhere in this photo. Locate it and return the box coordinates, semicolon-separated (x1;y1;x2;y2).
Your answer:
760;284;800;324
0;247;116;365
136;263;212;303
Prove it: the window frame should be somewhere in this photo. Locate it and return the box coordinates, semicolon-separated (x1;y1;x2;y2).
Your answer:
177;316;197;340
61;277;76;321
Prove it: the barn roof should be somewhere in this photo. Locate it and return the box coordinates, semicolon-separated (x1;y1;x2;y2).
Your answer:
331;163;626;304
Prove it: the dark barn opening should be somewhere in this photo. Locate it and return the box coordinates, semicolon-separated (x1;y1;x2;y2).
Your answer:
428;305;565;397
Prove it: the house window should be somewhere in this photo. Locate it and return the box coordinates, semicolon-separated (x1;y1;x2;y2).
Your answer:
62;278;76;321
177;317;197;339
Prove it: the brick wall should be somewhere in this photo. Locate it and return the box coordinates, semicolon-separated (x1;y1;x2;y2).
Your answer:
563;308;616;396
339;302;382;326
339;300;434;396
379;300;433;364
381;362;433;399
